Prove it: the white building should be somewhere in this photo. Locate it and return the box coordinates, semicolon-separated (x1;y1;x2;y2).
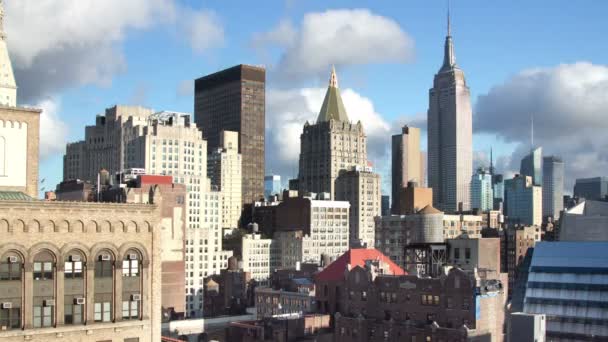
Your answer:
0;3;16;107
241;233;280;287
335;166;381;248
208;130;242;230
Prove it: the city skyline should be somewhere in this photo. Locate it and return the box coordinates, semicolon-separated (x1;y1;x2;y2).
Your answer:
3;1;608;197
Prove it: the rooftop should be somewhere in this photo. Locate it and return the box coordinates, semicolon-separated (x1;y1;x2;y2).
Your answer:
0;191;33;201
315;248;406;282
530;241;608;270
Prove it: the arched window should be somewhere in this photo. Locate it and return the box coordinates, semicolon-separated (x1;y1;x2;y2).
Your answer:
94;251;114;323
121;249;142;321
0;253;22;330
64;251;85;325
33;250;56;328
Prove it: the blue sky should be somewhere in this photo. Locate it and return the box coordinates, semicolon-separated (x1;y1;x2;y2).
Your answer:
5;0;608;196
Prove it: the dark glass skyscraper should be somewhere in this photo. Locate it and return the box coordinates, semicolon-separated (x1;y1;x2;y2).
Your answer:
194;64;266;205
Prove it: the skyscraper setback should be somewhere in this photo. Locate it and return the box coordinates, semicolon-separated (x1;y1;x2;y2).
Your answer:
427;13;473;212
194;64;266;205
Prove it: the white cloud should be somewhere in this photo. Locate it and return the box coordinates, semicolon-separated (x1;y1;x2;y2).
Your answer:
266;86;391;186
35;99;68;160
254;9;415;80
475;62;608;191
5;0;224;102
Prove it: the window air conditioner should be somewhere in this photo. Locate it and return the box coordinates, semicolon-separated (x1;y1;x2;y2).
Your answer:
1;302;12;309
7;256;18;263
75;298;86;305
100;254;111;261
70;255;81;262
131;294;141;301
128;253;138;260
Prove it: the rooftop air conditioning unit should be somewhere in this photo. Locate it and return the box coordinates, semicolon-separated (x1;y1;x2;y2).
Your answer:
131;294;141;301
74;297;85;305
44;299;55;307
7;256;18;263
100;254;111;261
128;253;138;260
70;255;81;262
1;302;12;309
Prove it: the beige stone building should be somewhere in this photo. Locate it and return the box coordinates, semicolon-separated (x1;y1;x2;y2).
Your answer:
0;106;40;199
241;233;280;287
391;125;425;213
66;109;233;317
335;167;381;248
298;67;367;199
208;130;242;230
63;105;155;183
0;196;163;342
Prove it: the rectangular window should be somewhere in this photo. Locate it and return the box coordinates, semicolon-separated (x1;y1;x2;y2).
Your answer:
0;263;21;280
95;261;113;278
33;306;53;327
65;304;83;324
94;302;111;322
33;262;53;280
454;248;460;259
122;301;139;320
0;308;20;329
465;248;471;259
65;261;83;278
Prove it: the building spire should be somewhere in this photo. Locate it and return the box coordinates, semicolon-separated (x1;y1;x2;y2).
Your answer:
0;0;5;40
439;1;457;73
447;0;451;37
490;147;494;175
329;64;338;88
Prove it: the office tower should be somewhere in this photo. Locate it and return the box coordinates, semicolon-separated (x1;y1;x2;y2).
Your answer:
542;156;564;220
194;64;266;205
505;175;542;226
520;147;543;186
298;67;368;198
63;105;155;183
573;176;608;200
427;12;473;213
522;242;608;340
335;167;381;248
208;131;243;229
381;195;390;216
397;183;433;215
391;125;424;213
470;167;494;212
264;175;281;199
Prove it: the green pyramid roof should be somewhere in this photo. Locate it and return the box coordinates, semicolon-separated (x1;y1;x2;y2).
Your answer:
316;66;349;123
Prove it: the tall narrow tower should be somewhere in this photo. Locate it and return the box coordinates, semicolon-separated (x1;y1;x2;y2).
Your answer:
0;0;17;107
427;8;473;212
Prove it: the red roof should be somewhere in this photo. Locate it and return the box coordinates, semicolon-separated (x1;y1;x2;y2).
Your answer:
315;248;406;282
137;175;173;186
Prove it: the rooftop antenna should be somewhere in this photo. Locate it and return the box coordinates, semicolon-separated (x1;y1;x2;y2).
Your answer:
447;0;451;36
531;113;534;148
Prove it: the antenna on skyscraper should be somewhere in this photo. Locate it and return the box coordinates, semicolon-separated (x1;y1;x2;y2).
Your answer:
447;0;451;36
490;147;494;175
530;113;534;148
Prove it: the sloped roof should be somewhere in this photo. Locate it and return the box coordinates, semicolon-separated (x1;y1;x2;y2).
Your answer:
315;248;406;282
0;191;33;201
418;204;442;215
531;241;608;270
316;67;349;123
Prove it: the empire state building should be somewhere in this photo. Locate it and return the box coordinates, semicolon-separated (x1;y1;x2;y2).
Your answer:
427;12;473;213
